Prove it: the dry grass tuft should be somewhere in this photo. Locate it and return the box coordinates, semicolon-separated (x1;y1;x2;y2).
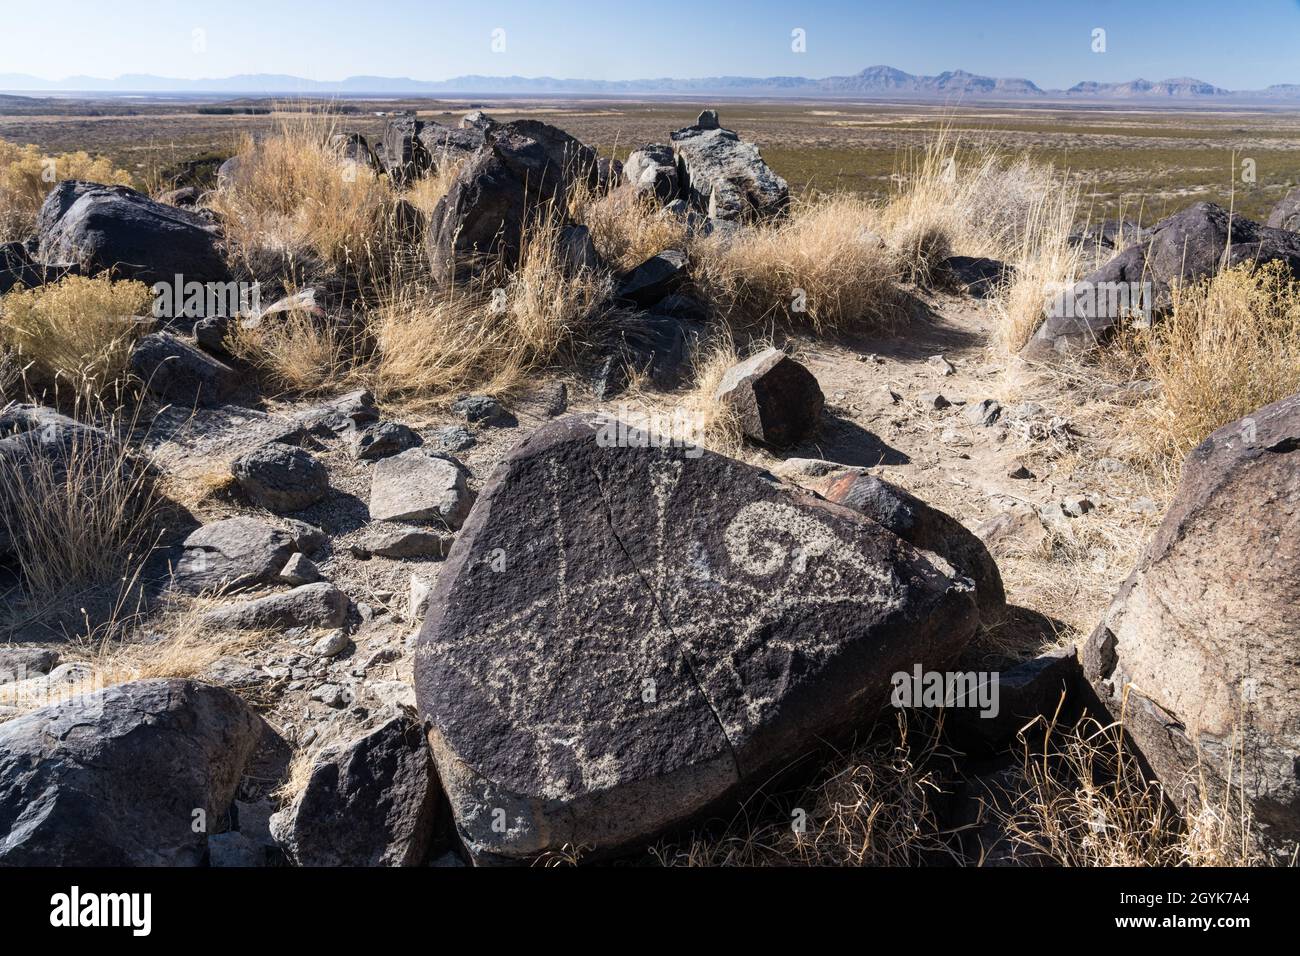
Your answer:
571;182;688;271
227;308;360;397
653;713;959;866
999;710;1265;866
366;213;614;405
0;403;159;606
879;131;1083;347
0;275;153;397
1129;261;1300;465
695;194;905;334
209;114;395;276
0;139;132;242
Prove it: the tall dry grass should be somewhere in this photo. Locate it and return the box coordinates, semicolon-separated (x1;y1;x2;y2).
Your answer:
0;403;159;605
570;181;688;271
694;194;905;333
0;275;153;397
227;309;359;397
0;139;133;242
209;115;395;276
366;213;614;405
998;711;1265;866
1130;261;1300;465
653;713;961;866
879;132;1084;349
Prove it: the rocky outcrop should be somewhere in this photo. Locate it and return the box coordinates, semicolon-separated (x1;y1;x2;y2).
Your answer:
1082;393;1300;850
714;348;824;447
414;414;979;863
669;115;789;223
35;181;231;287
0;679;264;865
1025;203;1300;360
270;712;440;866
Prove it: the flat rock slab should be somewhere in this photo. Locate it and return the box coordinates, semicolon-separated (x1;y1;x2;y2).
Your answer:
414;414;978;863
369;449;474;528
173;516;299;595
203;582;349;631
142;404;302;483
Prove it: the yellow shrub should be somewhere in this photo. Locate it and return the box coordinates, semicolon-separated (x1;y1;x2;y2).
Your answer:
0;275;152;396
0;139;132;241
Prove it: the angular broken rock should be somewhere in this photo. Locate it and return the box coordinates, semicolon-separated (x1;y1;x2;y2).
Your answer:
231;443;329;514
414;414;979;863
0;679;264;865
1083;392;1300;850
131;331;241;407
714;348;824;448
809;471;1007;624
369;449;474;528
270;712;439;867
361;525;453;560
669;123;788;223
203;583;349;631
349;421;421;461
173;516;299;595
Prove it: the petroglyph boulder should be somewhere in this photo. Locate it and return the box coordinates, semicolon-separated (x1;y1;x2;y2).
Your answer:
414;414;979;863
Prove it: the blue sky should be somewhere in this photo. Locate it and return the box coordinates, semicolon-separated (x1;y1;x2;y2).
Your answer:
5;0;1300;89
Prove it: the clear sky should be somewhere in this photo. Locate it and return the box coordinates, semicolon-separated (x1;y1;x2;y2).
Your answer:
5;0;1300;89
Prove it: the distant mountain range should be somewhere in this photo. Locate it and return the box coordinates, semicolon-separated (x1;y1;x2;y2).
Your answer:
3;65;1300;100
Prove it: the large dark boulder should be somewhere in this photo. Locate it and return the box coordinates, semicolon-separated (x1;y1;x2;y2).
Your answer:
414;414;979;863
669;118;789;223
1026;203;1300;360
0;679;265;865
270;712;440;866
425;120;600;283
35;181;231;287
1083;392;1300;852
425;149;529;284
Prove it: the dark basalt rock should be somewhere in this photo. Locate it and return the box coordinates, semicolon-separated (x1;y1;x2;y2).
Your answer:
35;180;231;287
414;413;979;863
714;348;824;448
0;679;265;866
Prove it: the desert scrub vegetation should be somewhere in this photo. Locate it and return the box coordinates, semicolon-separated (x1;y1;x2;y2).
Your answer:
1129;261;1300;466
694;194;907;334
366;215;615;405
209;116;397;277
0;405;159;609
0;275;153;397
570;181;688;271
998;713;1265;867
0;138;132;242
652;713;959;866
228;307;361;398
